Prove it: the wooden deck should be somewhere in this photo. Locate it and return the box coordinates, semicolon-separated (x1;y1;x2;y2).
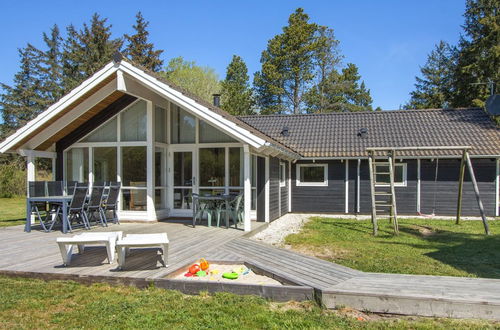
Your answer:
1;219;500;319
0;220;266;279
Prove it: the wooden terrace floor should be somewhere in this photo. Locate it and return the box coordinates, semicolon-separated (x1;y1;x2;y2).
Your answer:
1;217;500;319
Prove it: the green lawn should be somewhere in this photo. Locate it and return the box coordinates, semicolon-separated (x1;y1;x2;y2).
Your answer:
0;275;498;329
285;217;500;278
0;197;25;227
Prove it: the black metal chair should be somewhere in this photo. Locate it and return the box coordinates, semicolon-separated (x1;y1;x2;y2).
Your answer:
28;181;48;231
59;183;90;231
102;182;120;224
39;181;65;232
86;183;106;227
66;181;78;196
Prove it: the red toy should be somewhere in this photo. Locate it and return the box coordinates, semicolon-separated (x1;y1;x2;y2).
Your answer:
189;264;201;274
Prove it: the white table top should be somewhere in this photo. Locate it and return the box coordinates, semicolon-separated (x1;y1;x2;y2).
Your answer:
116;233;169;245
56;231;122;243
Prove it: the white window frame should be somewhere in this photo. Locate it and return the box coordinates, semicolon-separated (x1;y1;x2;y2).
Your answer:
296;163;328;187
375;163;407;187
279;162;286;187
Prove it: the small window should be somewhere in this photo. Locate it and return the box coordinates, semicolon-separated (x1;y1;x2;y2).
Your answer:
375;163;407;187
296;164;328;186
279;163;286;187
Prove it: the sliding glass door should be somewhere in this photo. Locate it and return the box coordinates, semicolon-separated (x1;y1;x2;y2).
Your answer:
171;149;195;214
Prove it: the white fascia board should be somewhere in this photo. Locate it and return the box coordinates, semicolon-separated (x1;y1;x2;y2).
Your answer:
119;61;265;149
22;78;118;151
0;62;118;153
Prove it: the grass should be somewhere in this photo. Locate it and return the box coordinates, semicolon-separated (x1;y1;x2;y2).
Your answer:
0;197;25;227
0;275;498;329
285;217;500;278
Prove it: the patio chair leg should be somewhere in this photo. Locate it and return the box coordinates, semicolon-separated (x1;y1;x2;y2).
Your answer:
99;208;107;227
67;214;73;232
48;205;61;232
34;206;48;232
83;211;91;229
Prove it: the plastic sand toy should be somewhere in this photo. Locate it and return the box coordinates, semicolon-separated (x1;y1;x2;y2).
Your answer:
222;272;239;280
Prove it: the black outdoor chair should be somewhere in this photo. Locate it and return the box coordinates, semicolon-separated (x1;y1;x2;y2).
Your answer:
28;181;48;231
66;181;78;196
58;183;90;232
86;184;107;227
102;182;120;224
39;181;66;232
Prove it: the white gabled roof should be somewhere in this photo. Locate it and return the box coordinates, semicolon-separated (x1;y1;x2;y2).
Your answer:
0;58;300;160
0;62;118;153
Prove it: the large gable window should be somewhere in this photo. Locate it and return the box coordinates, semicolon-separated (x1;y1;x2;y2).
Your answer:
296;164;328;186
199;120;236;143
81;118;117;142
171;105;195;143
121;100;147;141
375;163;407;187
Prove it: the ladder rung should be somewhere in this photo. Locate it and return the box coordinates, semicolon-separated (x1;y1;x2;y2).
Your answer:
375;203;392;206
374;192;392;196
375;172;391;175
376;210;395;214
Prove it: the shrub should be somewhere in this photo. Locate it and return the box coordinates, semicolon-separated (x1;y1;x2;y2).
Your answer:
0;162;26;198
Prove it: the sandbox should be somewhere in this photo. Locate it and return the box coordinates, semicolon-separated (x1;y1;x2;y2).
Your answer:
169;262;282;285
152;260;314;302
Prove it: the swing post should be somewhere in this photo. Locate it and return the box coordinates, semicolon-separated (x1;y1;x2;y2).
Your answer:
456;149;467;224
464;151;490;235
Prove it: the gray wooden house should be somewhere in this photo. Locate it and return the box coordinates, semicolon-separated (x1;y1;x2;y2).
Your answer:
1;57;499;229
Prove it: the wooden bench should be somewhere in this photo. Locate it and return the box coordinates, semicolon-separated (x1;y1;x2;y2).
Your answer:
116;233;169;270
56;231;123;266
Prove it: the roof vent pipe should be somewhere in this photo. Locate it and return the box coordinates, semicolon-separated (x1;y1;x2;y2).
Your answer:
212;94;221;107
357;128;368;139
280;126;290;137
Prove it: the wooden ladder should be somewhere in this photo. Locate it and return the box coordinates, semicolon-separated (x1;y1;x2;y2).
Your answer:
368;150;399;235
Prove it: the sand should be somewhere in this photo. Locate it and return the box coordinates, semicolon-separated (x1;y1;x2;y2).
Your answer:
170;263;282;286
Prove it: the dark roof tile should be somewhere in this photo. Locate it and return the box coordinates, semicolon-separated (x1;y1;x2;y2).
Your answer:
238;108;500;157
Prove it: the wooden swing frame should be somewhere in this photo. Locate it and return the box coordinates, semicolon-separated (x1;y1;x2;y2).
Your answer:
366;146;490;236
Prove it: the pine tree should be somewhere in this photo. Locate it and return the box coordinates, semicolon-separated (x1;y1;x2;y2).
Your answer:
406;41;457;109
124;12;164;72
307;26;342;112
0;45;45;132
254;8;319;114
39;25;64;104
453;0;499;107
62;14;122;91
220;55;254;115
305;63;372;112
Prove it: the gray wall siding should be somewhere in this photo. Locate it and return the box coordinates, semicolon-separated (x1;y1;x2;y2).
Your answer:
348;160;357;213
280;161;289;217
269;157;280;221
291;158;496;217
291;160;345;213
420;159;497;216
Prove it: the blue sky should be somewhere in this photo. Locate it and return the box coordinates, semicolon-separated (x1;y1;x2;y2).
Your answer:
0;0;465;110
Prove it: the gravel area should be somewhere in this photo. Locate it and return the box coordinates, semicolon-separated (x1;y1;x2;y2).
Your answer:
251;214;319;246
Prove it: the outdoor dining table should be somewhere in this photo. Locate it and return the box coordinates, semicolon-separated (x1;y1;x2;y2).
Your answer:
26;195;72;234
196;194;234;228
